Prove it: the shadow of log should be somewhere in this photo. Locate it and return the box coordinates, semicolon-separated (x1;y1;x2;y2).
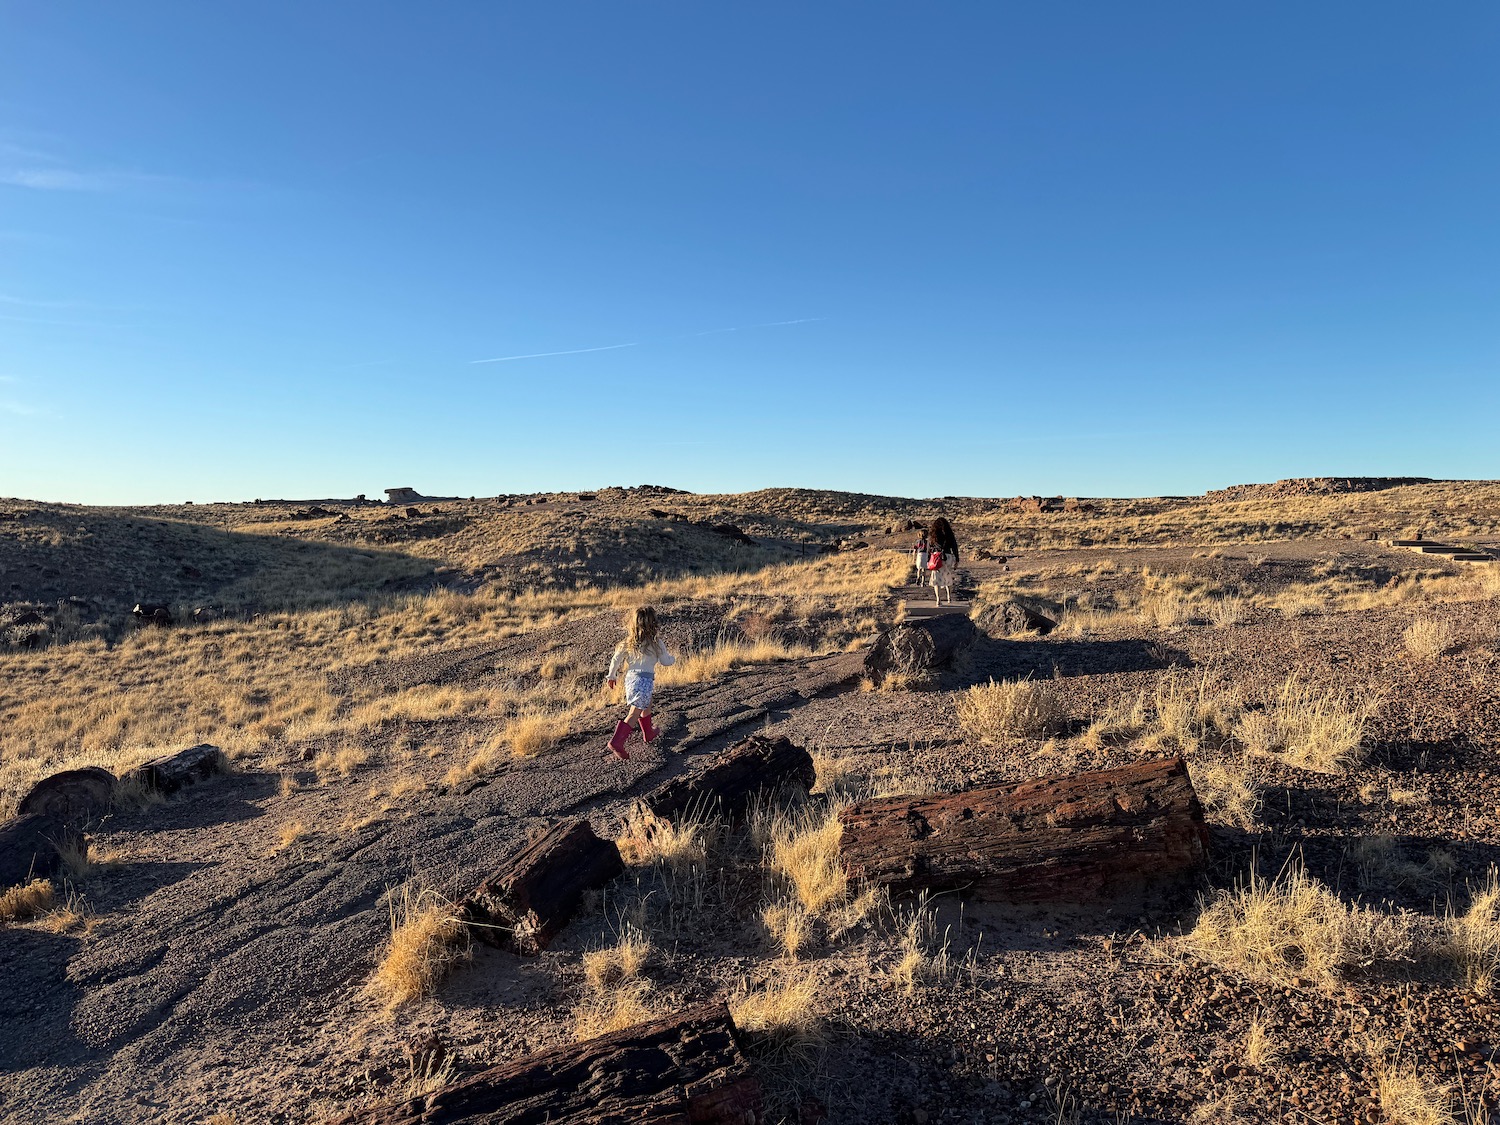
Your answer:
957;634;1189;685
0;928;88;1072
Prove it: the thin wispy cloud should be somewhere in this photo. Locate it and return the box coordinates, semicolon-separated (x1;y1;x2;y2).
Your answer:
471;341;641;365
471;317;821;366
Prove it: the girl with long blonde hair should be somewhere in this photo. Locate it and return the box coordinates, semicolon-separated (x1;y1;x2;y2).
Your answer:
603;606;676;760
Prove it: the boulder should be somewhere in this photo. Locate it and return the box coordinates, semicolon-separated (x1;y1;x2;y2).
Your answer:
972;599;1056;637
864;615;978;684
0;814;75;888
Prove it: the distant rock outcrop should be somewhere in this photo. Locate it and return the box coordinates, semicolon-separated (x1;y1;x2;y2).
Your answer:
1205;477;1437;503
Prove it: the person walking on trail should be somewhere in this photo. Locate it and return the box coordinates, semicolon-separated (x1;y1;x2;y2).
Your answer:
925;517;960;606
912;532;930;585
603;606;675;761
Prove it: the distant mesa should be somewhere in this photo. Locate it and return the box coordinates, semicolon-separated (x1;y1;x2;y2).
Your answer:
385;487;423;504
1205;477;1438;503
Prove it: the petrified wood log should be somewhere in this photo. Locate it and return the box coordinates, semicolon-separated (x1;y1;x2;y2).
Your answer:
458;819;622;954
120;744;225;795
838;756;1208;901
638;734;815;823
863;614;978;684
17;767;117;822
327;1004;762;1125
0;814;76;888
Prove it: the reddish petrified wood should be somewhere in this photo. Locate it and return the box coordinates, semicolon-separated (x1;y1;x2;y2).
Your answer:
838;756;1209;901
639;734;815;824
325;1004;763;1125
458;819;623;954
17;767;117;822
121;744;226;795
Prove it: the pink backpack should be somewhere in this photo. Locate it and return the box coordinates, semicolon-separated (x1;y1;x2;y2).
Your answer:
926;550;944;570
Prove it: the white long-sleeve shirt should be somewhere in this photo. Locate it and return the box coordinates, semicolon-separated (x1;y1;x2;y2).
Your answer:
607;639;676;680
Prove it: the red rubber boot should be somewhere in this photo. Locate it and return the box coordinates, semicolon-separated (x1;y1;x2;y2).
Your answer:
607;721;632;761
638;711;659;744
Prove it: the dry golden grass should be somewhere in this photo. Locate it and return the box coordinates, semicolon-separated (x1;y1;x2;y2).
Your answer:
892;905;950;994
1372;1050;1456;1125
615;805;715;870
955;677;1064;742
497;709;573;759
1185;862;1417;987
1246;675;1379;773
1403;616;1456;659
659;638;813;687
1242;1015;1281;1069
582;925;652;990
762;899;812;959
572;980;654;1041
312;742;372;781
0;877;55;923
1189;754;1262;829
1445;867;1500;995
370;887;468;1010
730;971;822;1045
276;821;307;851
767;806;847;914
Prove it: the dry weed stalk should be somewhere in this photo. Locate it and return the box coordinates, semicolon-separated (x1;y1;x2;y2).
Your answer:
582;924;653;990
1403;616;1456;660
1445;867;1500;995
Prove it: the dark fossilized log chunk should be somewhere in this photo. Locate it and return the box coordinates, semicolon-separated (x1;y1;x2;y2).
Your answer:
121;743;226;795
639;734;815;823
839;756;1209;901
863;614;978;683
458;818;623;954
17;767;117;822
326;1003;763;1124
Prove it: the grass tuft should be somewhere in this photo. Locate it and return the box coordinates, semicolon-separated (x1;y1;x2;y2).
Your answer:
956;677;1064;742
370;886;468;1009
0;878;55;923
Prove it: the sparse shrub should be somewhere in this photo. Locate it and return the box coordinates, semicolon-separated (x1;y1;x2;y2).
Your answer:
892;903;950;994
1185;861;1418;986
1240;675;1377;773
0;878;55;923
313;741;372;781
1444;867;1500;994
371;886;468;1009
1274;589;1324;618
1403;616;1455;659
276;821;307;851
956;678;1064;742
1372;1050;1456;1125
1209;595;1247;627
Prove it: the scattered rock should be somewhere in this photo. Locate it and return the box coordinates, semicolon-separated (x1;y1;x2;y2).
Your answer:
17;767;117;822
972;599;1056;636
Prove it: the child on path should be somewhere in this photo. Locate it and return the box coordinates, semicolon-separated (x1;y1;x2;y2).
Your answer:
926;517;960;606
912;533;930;585
603;606;675;760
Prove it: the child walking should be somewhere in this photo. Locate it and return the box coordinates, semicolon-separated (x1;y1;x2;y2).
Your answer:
912;533;930;585
603;606;676;760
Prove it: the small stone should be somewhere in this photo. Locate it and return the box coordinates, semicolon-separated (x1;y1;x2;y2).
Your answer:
913;1111;929;1124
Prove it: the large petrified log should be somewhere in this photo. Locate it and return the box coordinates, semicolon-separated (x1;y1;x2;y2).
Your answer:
0;814;76;888
839;756;1208;901
863;613;978;684
972;599;1056;637
458;819;622;954
638;734;815;824
120;743;225;796
17;767;117;822
327;1004;762;1125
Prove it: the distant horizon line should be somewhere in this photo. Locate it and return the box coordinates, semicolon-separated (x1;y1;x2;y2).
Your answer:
5;474;1483;510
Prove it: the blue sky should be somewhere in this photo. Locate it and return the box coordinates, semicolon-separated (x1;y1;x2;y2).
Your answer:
1;3;1496;503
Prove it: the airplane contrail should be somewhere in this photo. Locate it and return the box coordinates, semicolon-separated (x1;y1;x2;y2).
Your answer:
470;341;641;364
692;317;824;336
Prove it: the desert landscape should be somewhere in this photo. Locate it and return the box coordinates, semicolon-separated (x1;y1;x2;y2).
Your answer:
2;477;1498;1124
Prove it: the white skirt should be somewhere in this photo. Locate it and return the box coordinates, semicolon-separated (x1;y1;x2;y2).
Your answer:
930;566;953;589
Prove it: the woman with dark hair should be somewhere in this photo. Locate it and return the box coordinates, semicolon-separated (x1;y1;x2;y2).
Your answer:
925;517;960;606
